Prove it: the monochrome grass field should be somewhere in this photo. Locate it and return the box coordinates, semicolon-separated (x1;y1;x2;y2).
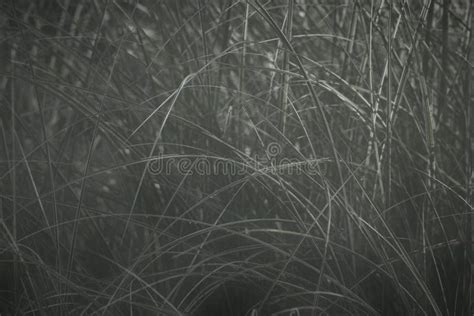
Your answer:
0;0;472;315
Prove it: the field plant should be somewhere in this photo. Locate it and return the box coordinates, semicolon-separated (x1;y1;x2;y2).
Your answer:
0;0;472;315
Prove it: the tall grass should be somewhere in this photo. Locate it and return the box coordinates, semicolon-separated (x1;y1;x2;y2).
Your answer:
0;0;471;315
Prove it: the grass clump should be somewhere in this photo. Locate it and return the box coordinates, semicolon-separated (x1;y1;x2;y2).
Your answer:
0;0;471;315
